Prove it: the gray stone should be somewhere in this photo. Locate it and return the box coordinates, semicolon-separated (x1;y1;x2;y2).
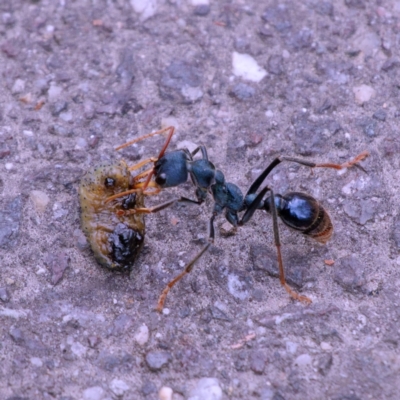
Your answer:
0;286;10;302
292;114;341;156
250;350;267;374
160;60;203;103
108;314;133;337
267;54;284;75
141;381;157;396
262;5;292;33
48;124;74;137
345;0;366;9
381;58;400;72
315;353;333;376
145;351;171;371
230;83;255;101
50;101;68;116
334;256;365;293
0;196;23;248
392;216;400;249
0;143;10;158
44;251;70;285
372;109;387;122
357;117;378;138
193;4;210;16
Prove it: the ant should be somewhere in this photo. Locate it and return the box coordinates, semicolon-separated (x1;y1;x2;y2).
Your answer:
109;126;369;310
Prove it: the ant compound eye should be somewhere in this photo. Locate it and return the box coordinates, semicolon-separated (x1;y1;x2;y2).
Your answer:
104;177;116;187
156;173;167;186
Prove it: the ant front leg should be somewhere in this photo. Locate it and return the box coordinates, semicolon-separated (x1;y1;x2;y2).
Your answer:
156;213;216;312
117;196;201;216
239;186;311;305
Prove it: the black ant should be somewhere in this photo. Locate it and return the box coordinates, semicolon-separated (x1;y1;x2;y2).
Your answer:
109;126;369;310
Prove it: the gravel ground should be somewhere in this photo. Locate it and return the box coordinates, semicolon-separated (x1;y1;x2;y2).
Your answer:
1;1;399;399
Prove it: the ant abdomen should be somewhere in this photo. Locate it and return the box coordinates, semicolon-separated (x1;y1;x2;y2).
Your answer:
266;192;333;244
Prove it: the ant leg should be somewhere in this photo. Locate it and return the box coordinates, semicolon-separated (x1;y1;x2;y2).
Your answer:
282;150;369;172
191;145;209;160
128;158;157;172
269;189;312;305
313;150;369;172
105;182;161;204
239;186;271;226
156;214;216;312
116;126;175;151
132;167;154;182
142;126;175;191
118;196;202;216
246;151;369;196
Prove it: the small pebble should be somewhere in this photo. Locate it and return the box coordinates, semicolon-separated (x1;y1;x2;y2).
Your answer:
0;287;10;302
145;351;171;371
110;379;130;397
30;190;50;213
232;52;267;82
159;386;173;400
11;79;25;94
188;377;223;400
134;324;149;345
130;0;158;21
48;84;62;102
193;4;210;16
30;357;43;367
353;84;375;105
320;342;333;351
286;341;298;354
294;354;312;367
82;386;104;400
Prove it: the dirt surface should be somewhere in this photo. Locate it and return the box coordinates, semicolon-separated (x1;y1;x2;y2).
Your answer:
1;1;399;399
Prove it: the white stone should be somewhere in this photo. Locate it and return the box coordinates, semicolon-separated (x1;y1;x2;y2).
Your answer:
48;84;62;102
82;386;105;400
232;52;267;82
353;32;381;57
227;274;249;300
0;308;28;319
294;353;312;367
159;386;173;400
188;377;223;400
353;84;376;105
30;190;50;213
110;379;130;396
75;137;88;150
5;163;13;171
320;341;332;351
130;0;158;21
71;341;87;358
30;357;43;367
11;79;25;94
134;324;149;345
181;85;203;102
190;0;209;5
59;111;73;122
286;341;298;354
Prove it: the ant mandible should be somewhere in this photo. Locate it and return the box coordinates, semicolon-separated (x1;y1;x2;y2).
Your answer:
109;126;369;311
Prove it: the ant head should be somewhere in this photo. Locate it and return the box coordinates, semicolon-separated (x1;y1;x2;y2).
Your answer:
153;150;190;188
